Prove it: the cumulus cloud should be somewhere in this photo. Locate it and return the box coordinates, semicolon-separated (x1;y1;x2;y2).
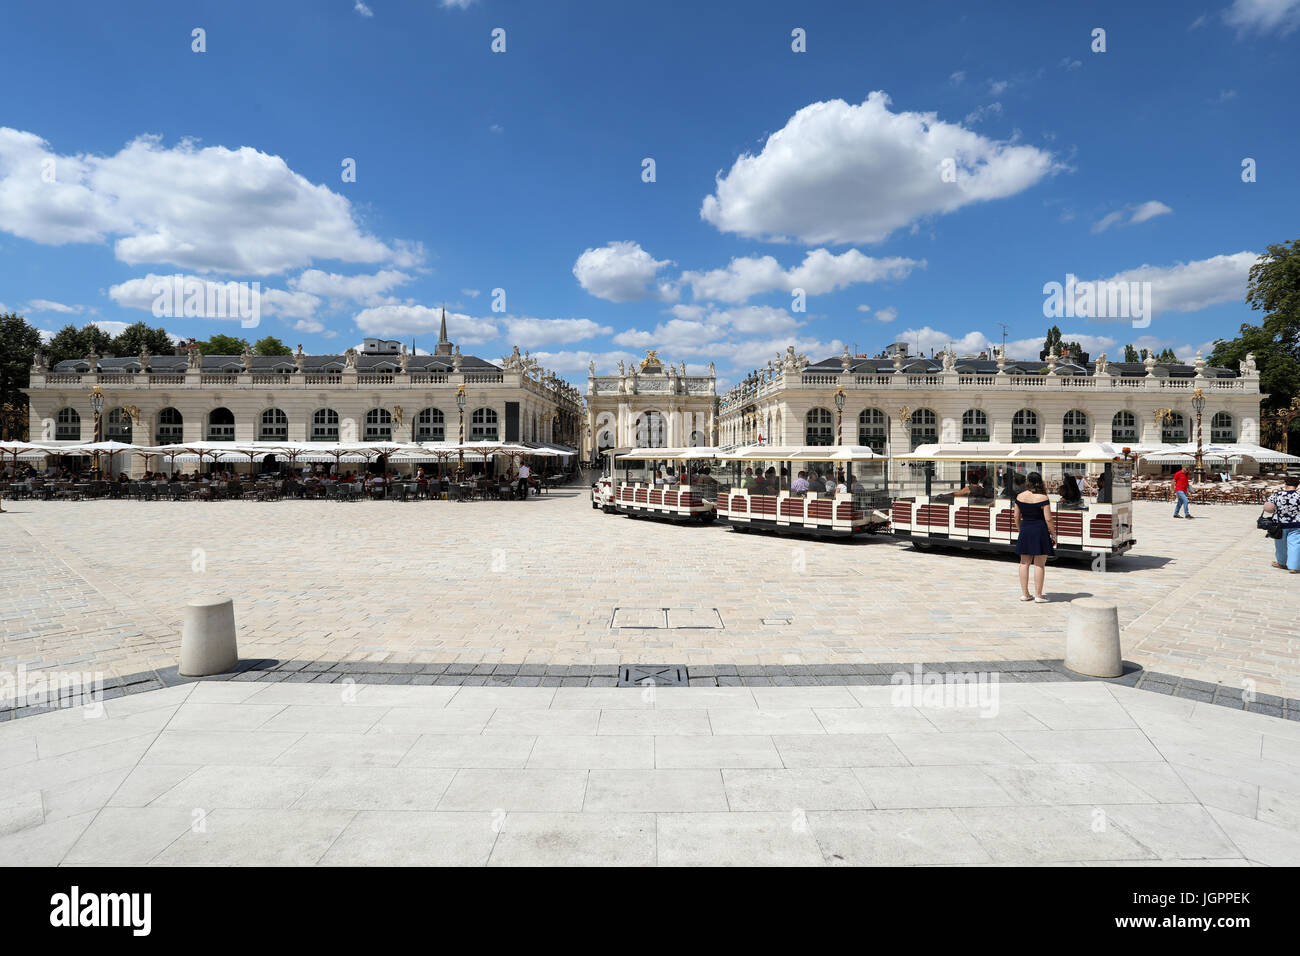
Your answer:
108;273;322;321
896;326;997;357
679;248;921;304
289;268;412;303
611;305;805;356
573;240;677;302
461;288;481;298
26;299;83;314
873;307;898;323
0;128;413;275
1004;333;1119;360
353;304;500;344
354;1;373;16
963;102;1003;125
1092;200;1173;233
502;316;613;346
1223;0;1300;35
700;92;1060;245
1085;251;1256;319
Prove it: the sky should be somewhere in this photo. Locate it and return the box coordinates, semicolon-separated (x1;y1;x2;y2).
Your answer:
1;0;1297;389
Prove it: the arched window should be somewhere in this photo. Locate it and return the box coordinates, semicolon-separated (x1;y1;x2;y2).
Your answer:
208;407;235;441
857;408;887;453
805;408;835;445
1211;412;1235;443
1112;410;1137;443
909;408;937;450
311;408;340;442
1162;412;1187;443
54;407;80;441
961;409;989;442
155;407;184;445
1011;409;1039;443
414;407;444;442
470;407;499;440
364;408;393;441
259;408;288;441
1063;410;1089;443
106;408;132;442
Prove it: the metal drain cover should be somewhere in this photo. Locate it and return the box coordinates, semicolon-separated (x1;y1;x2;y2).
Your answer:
618;665;688;687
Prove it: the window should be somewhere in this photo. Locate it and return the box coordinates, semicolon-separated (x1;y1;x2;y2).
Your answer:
1211;412;1235;443
414;407;444;442
1011;409;1039;443
259;408;288;441
633;411;666;447
155;407;184;445
54;407;80;441
857;408;887;453
805;408;835;445
909;408;937;450
1162;412;1188;443
106;408;132;442
311;408;340;442
1063;410;1089;443
1112;410;1137;443
207;407;234;441
961;409;989;442
470;407;498;440
364;408;393;441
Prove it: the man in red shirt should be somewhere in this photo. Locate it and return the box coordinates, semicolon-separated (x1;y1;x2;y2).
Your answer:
1173;466;1192;519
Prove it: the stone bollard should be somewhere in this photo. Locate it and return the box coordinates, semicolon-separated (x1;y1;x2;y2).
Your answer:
179;597;238;676
1064;597;1123;678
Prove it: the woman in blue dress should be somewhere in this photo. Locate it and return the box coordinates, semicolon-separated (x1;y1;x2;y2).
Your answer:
1013;472;1057;603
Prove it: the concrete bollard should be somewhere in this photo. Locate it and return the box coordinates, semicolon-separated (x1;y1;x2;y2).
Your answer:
1064;597;1123;678
179;597;238;676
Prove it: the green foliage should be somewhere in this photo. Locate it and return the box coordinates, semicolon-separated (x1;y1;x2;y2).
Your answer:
109;321;174;358
45;323;114;366
1123;344;1140;363
1;312;44;413
195;334;250;355
253;336;293;356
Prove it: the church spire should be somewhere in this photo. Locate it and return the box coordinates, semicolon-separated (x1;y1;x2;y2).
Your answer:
435;305;453;356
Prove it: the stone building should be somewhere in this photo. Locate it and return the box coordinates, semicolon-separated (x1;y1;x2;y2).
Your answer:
585;351;717;456
718;345;1262;464
24;313;584;466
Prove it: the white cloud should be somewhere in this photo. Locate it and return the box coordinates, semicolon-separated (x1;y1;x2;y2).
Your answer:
949;71;966;85
502;316;613;346
680;248;921;304
896;326;996;357
293;319;326;334
26;298;83;314
108;274;320;322
573;240;676;302
987;79;1011;96
353;304;500;344
963;102;1003;125
289;268;411;303
0;128;411;275
611;306;805;357
441;0;478;7
1004;333;1119;360
1091;200;1172;233
530;349;640;377
700;92;1060;245
856;304;872;313
354;1;373;17
461;288;481;298
1224;0;1300;34
1089;251;1256;318
873;307;898;323
1190;13;1209;28
1208;89;1237;104
259;288;322;320
1059;57;1082;70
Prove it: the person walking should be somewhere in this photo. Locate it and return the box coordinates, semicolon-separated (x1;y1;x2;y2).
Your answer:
1173;466;1193;519
1264;473;1300;573
1013;471;1056;603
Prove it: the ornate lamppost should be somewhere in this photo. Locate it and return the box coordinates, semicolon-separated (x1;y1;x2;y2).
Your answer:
89;385;105;478
834;385;846;446
1190;388;1206;483
455;383;467;482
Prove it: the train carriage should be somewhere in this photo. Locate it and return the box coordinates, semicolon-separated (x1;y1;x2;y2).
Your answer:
890;442;1136;560
608;448;720;523
712;445;891;537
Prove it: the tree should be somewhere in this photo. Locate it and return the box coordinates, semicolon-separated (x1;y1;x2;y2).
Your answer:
45;323;114;366
253;336;293;356
109;321;174;358
1123;344;1140;363
1;313;43;439
1044;325;1062;354
1155;347;1179;363
1208;240;1300;416
195;334;250;355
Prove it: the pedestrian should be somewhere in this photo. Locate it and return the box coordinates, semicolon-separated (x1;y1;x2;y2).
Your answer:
1013;471;1056;603
1263;473;1300;573
1173;465;1193;519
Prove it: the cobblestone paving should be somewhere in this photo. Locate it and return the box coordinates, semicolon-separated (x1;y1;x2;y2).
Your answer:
1;681;1296;866
2;490;1297;697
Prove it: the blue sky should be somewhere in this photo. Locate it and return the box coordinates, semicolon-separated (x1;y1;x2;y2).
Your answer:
1;0;1297;387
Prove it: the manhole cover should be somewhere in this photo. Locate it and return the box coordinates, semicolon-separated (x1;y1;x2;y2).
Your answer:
666;608;723;629
762;618;792;626
611;607;667;628
618;665;688;687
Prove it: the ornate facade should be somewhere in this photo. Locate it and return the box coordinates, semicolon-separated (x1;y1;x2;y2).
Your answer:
585;351;717;456
24;314;584;466
719;345;1262;466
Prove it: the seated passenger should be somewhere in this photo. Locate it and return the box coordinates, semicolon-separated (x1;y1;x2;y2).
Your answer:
1058;474;1085;509
741;467;757;491
791;470;810;494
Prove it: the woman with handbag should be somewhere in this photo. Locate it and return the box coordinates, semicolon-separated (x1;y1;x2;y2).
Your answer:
1262;473;1300;572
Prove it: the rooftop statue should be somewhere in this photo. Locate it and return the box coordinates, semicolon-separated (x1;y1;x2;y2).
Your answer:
344;347;358;370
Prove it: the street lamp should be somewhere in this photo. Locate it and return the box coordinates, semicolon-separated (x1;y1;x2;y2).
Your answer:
455;383;467;482
1190;387;1206;483
834;385;846;446
89;385;105;478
